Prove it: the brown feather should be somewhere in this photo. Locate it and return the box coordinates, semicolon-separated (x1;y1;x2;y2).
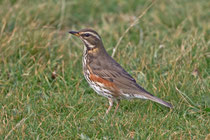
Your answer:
69;28;173;109
88;51;173;108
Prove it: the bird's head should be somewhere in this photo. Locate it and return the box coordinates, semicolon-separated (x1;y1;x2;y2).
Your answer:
69;29;104;53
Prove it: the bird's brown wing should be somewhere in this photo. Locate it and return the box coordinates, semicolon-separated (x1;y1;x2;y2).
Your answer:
89;56;173;108
89;57;154;97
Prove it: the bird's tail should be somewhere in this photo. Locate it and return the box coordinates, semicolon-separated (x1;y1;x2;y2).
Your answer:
134;91;173;108
133;86;173;108
148;96;173;108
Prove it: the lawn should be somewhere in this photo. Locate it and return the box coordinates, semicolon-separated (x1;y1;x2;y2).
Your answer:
0;0;209;139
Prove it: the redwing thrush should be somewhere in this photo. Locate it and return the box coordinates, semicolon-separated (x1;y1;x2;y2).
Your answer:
69;29;173;114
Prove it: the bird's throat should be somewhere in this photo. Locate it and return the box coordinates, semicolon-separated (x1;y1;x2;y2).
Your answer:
88;47;99;54
83;45;99;55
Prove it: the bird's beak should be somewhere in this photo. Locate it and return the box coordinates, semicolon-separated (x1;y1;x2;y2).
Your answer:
69;31;80;37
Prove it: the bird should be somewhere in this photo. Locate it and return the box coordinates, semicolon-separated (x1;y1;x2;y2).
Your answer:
69;29;173;114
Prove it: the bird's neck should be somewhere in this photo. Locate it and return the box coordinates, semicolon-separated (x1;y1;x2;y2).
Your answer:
82;43;108;66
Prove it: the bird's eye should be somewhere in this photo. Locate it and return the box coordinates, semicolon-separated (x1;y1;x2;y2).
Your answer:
83;33;90;37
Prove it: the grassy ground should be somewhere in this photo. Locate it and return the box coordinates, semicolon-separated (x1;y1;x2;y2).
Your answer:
0;0;209;139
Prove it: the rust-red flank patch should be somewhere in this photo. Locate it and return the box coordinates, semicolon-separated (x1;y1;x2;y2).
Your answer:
89;74;116;88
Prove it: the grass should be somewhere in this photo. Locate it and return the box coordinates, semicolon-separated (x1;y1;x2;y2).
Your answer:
0;0;209;139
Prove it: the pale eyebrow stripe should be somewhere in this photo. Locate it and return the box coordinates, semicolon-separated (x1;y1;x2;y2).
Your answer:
81;32;101;40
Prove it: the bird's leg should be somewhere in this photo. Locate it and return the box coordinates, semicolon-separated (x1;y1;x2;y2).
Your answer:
114;99;120;115
106;98;113;114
